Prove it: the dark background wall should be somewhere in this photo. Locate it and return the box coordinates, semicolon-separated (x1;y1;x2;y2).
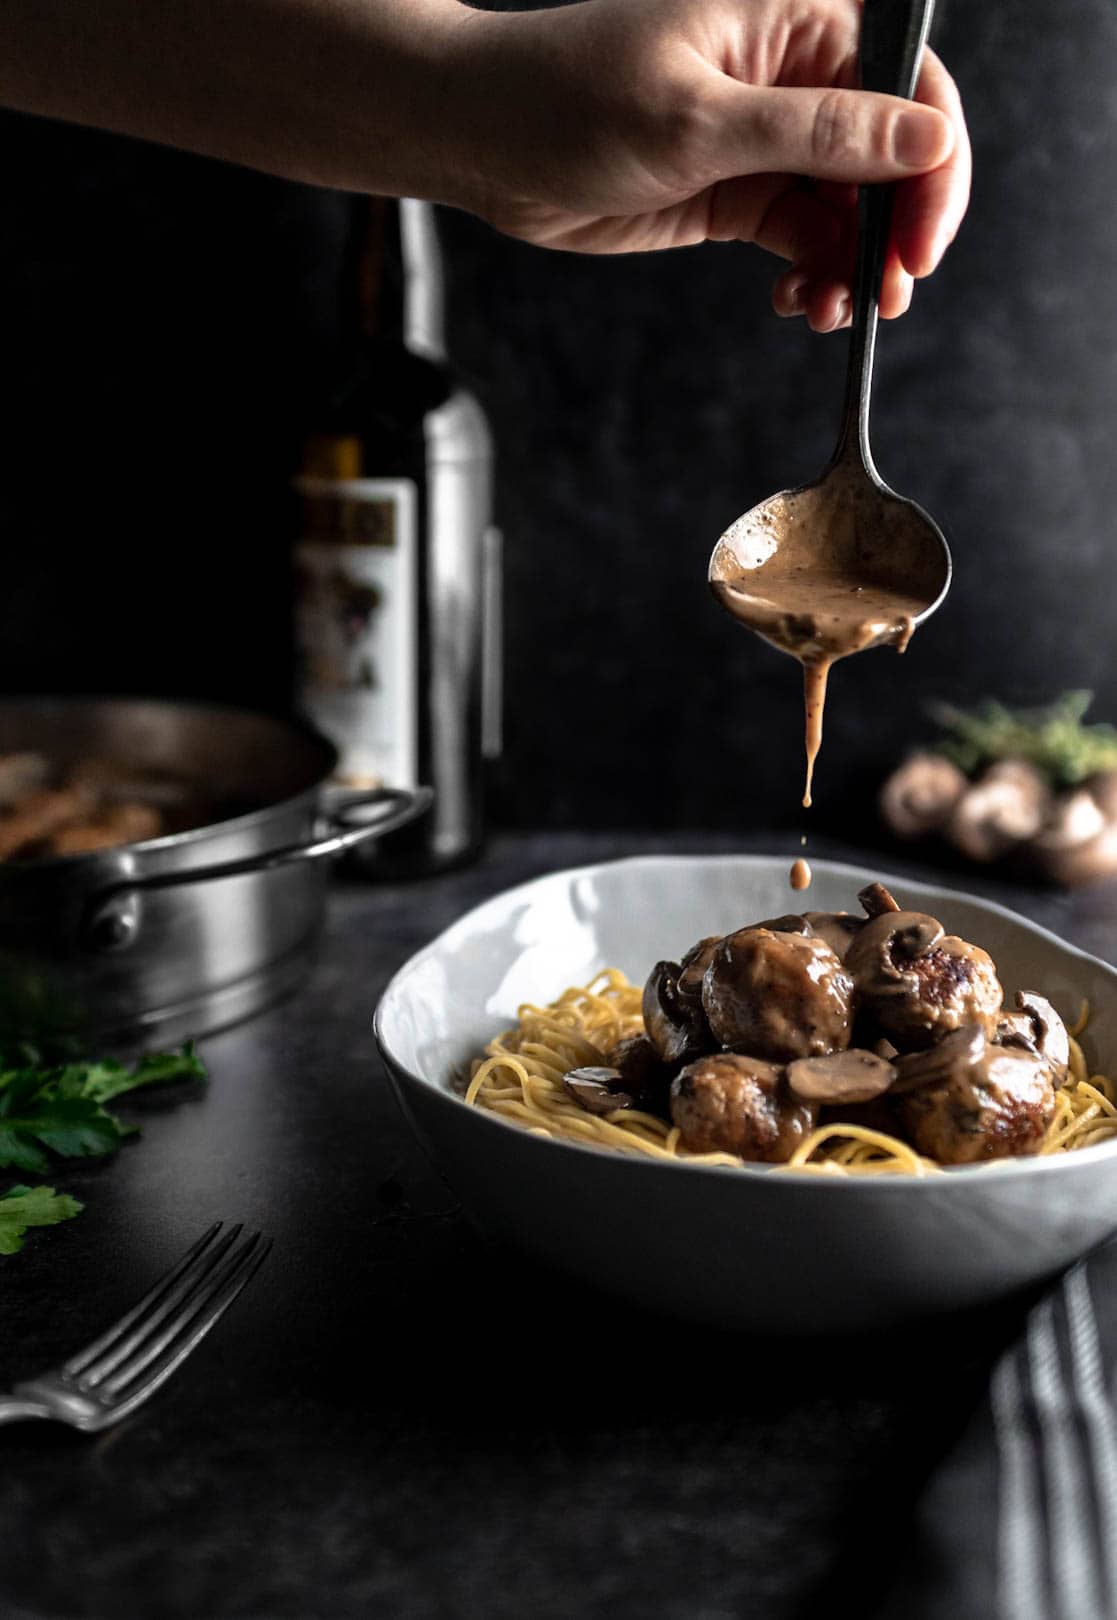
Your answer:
1;0;1116;841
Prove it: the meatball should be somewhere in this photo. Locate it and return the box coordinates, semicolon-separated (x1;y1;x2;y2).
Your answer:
700;928;855;1062
670;1052;818;1161
893;1025;1057;1164
844;911;1003;1051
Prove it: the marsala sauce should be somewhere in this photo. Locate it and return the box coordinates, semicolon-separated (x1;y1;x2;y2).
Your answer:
789;856;812;891
710;466;945;893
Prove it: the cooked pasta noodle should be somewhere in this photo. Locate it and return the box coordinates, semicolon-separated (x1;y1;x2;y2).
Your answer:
465;974;1117;1175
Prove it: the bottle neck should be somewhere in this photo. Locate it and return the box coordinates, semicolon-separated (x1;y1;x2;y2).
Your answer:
353;197;446;362
400;199;446;363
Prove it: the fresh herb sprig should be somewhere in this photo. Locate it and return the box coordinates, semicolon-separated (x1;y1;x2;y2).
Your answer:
930;691;1117;787
0;1046;206;1175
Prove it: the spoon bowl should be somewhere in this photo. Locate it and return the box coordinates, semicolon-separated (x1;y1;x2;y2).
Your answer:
709;454;951;665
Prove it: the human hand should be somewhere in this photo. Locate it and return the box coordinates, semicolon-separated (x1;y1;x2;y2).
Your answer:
440;0;970;330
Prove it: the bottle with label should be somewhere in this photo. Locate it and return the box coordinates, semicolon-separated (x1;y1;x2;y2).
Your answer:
293;198;500;874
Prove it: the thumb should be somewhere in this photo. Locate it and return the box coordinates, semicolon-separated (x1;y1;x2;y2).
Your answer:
717;84;954;183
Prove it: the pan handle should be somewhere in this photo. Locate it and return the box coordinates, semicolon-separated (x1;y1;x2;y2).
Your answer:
82;785;433;951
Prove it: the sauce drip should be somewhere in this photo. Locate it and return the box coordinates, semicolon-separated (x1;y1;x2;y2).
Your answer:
789;857;811;891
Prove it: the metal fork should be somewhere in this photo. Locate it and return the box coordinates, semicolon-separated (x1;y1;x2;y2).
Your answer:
0;1222;271;1431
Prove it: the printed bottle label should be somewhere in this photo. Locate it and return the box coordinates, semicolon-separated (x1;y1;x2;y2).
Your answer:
293;476;418;790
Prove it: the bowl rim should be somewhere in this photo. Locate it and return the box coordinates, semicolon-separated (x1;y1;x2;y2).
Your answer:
374;852;1117;1190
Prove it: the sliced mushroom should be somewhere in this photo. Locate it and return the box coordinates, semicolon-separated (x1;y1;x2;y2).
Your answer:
610;1033;674;1119
701;927;855;1062
890;1025;987;1095
880;752;969;840
675;936;722;1000
892;1024;1057;1163
670;1052;817;1162
858;882;902;917
1010;990;1070;1077
561;1066;636;1115
801;911;864;960
845;911;1002;1050
642;959;711;1065
786;1049;897;1105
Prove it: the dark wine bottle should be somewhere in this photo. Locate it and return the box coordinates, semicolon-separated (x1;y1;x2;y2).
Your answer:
293;198;500;875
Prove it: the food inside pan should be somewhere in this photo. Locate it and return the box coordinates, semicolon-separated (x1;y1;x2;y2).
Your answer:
0;751;232;860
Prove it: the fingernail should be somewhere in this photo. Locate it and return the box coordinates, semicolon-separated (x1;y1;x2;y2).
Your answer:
892;109;949;168
835;296;851;327
782;275;808;314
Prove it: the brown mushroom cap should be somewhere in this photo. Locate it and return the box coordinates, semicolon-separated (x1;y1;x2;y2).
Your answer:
858;882;902;917
561;1066;636;1115
801;911;864;960
946;760;1051;864
880;752;968;840
890;1025;987;1094
701;927;855;1062
1011;990;1070;1075
1029;789;1117;887
642;959;711;1065
845;911;1002;1050
670;1052;817;1162
786;1049;897;1105
609;1033;675;1119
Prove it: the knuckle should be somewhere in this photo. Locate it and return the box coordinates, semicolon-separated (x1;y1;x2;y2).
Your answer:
810;89;864;167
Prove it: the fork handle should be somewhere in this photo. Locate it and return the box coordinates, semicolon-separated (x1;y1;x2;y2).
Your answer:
0;1396;53;1424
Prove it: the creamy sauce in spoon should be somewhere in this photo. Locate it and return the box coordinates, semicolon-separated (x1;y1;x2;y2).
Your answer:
709;465;944;894
711;465;939;806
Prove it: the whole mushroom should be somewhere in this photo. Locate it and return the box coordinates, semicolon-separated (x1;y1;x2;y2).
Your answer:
946;759;1051;864
1030;781;1117;887
701;927;855;1062
670;1052;817;1161
880;752;968;840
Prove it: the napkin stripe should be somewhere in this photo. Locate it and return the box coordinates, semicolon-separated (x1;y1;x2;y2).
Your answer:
1062;1265;1117;1614
1025;1295;1102;1620
993;1350;1047;1620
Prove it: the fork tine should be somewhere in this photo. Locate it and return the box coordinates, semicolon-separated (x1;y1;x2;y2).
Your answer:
71;1224;244;1387
99;1236;272;1417
64;1222;225;1378
97;1231;267;1399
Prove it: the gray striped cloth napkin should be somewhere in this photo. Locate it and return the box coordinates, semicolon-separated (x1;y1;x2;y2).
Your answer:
877;1241;1117;1620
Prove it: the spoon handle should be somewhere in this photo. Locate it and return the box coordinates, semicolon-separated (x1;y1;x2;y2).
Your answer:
835;0;937;472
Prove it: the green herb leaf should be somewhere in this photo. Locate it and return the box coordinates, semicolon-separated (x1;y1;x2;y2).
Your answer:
930;691;1117;787
0;1184;83;1255
0;1045;206;1170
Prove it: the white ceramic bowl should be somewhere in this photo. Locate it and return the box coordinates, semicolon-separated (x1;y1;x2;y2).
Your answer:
375;856;1117;1333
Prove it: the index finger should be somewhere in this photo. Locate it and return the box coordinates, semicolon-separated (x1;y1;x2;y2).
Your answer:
892;48;972;278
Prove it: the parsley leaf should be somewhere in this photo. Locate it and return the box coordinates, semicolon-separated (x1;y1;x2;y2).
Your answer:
0;1184;83;1254
0;1045;206;1171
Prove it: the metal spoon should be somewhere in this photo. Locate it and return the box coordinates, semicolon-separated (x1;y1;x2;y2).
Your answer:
708;0;951;804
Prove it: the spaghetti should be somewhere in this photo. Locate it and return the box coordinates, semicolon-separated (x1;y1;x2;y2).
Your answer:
465;975;1117;1176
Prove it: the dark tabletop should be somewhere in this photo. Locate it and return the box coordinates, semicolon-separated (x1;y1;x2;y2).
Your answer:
3;830;1116;1620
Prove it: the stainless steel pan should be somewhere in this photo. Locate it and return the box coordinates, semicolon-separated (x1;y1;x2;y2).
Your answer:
0;698;431;1048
